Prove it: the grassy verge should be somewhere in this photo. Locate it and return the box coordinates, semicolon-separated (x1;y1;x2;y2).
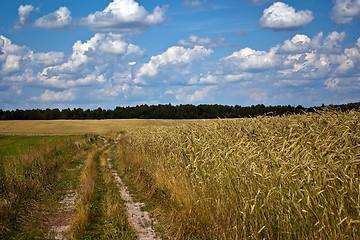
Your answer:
0;135;91;238
69;149;99;239
114;110;360;239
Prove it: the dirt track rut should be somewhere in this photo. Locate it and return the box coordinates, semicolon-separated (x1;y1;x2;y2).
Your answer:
106;156;160;240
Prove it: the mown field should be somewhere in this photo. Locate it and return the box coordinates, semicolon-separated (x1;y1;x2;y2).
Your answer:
1;109;359;239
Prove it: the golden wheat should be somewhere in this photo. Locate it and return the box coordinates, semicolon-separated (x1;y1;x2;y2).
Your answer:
0;119;203;136
115;110;360;239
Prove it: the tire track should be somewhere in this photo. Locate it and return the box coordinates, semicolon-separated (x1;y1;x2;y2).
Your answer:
46;162;83;240
106;156;160;240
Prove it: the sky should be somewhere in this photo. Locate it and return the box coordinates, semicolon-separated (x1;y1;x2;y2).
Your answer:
0;0;360;110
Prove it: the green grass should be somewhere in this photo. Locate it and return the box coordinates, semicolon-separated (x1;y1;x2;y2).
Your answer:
0;135;91;238
0;135;80;157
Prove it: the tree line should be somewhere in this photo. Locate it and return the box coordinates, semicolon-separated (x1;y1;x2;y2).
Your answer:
0;102;359;120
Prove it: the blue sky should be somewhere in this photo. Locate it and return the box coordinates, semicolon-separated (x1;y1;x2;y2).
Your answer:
1;0;360;110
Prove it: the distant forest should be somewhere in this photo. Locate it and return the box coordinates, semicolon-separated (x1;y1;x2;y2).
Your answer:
1;102;359;120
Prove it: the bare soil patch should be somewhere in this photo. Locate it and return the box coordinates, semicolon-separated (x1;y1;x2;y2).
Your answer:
46;190;77;240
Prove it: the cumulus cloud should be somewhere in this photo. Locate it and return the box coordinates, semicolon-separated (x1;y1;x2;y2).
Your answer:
212;31;360;98
178;35;230;48
0;35;35;76
331;0;360;24
222;46;279;72
2;55;21;73
182;0;213;9
34;7;72;30
260;2;314;30
276;32;350;80
333;38;360;75
1;30;360;108
80;0;167;33
0;35;30;57
279;31;346;53
14;5;37;29
39;33;145;88
32;89;76;102
1;33;143;92
96;83;130;98
188;73;218;85
134;46;213;84
33;52;65;66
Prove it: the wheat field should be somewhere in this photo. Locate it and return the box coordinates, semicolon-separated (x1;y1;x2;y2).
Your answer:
1;110;359;239
114;109;360;239
0;119;203;136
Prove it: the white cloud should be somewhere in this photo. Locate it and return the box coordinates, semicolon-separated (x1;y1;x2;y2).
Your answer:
2;55;21;73
80;0;167;33
135;45;213;83
2;68;37;83
222;46;279;72
178;35;230;48
332;0;360;24
0;35;33;75
279;34;311;53
224;73;253;82
188;73;218;85
15;5;36;29
32;89;76;102
182;0;212;9
0;35;30;57
279;51;332;79
279;32;346;53
277;33;354;80
260;2;314;30
96;83;130;97
40;33;145;88
175;86;216;103
214;31;360;95
334;37;360;75
33;52;65;66
97;33;144;55
34;7;72;30
324;76;360;92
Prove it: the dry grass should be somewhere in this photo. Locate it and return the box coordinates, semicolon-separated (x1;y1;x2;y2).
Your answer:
0;119;203;136
69;146;136;239
115;110;360;239
69;149;99;239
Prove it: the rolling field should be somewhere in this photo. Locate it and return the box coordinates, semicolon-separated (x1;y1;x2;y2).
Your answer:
1;110;359;239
